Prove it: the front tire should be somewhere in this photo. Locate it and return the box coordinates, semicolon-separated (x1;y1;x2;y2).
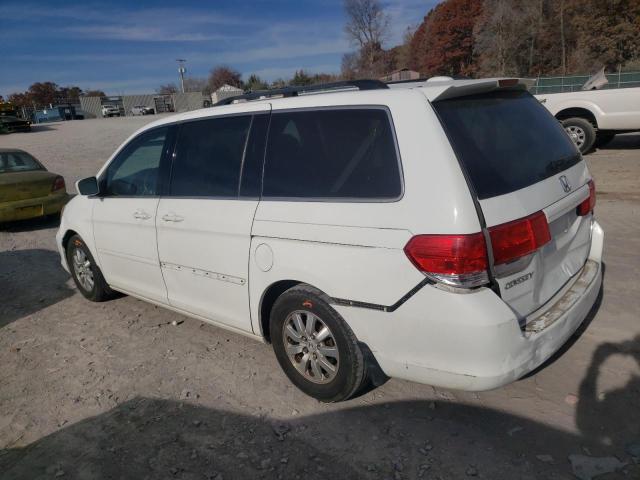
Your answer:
66;234;115;302
562;117;596;154
270;285;366;402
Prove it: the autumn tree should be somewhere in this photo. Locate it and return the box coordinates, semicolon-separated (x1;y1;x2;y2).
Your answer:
208;65;243;92
410;0;482;77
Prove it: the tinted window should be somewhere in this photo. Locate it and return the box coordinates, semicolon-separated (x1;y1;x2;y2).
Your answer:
0;151;43;173
263;109;401;199
105;127;168;196
171;115;252;197
434;90;580;200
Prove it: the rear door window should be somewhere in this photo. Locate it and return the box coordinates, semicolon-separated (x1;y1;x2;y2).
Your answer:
263;108;402;200
433;90;580;199
170;115;252;197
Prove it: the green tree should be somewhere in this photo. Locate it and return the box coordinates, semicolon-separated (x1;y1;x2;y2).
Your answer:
245;74;268;91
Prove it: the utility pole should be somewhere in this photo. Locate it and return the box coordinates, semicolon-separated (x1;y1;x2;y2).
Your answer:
176;59;187;93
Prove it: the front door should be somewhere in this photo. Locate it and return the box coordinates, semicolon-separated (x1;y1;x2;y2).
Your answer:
93;126;172;304
156;107;270;332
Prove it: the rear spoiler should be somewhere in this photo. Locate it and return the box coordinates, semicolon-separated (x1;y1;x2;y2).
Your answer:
388;77;535;102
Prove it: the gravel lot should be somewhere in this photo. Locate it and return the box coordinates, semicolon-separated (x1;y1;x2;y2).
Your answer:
1;117;639;479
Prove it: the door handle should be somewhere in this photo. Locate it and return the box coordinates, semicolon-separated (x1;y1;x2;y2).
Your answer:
161;213;184;222
133;210;151;220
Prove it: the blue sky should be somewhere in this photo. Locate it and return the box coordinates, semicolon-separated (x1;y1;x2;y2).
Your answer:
0;0;439;97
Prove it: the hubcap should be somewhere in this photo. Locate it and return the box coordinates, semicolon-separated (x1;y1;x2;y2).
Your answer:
282;310;339;384
72;248;94;291
565;125;586;148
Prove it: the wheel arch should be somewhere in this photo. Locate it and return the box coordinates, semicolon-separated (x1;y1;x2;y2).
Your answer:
555;107;598;128
259;280;334;343
61;229;79;251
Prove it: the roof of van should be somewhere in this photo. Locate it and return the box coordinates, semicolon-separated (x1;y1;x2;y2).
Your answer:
139;77;534;133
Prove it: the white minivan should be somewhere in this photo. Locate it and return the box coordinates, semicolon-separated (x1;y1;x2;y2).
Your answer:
57;78;603;402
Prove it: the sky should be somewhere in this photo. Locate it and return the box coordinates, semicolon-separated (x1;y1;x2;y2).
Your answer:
0;0;439;98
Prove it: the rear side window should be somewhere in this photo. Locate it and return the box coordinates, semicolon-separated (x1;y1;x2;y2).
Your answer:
0;151;43;173
263;108;402;200
171;115;252;197
434;90;580;200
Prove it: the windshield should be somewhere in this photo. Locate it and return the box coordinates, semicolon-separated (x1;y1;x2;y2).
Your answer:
434;90;580;199
0;151;43;173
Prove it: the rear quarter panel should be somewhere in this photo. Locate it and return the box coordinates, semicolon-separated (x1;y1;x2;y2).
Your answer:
248;90;482;336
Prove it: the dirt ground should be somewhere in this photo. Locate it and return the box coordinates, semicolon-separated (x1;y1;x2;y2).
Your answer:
0;117;639;480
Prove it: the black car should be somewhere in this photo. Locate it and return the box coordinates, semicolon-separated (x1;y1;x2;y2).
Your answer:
0;116;31;133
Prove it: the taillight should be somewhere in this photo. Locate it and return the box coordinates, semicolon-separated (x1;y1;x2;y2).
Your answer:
488;211;551;265
52;176;65;192
577;180;596;216
404;233;489;288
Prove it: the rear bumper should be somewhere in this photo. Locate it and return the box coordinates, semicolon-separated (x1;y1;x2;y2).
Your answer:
0;193;69;222
337;221;604;391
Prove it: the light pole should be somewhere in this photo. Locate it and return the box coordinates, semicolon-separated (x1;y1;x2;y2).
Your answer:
176;59;187;93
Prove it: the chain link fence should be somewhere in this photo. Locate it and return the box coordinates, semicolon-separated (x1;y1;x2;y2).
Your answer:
531;71;640;94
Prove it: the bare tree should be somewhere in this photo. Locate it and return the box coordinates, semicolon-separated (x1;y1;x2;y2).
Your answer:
157;83;179;95
343;0;390;72
183;77;208;94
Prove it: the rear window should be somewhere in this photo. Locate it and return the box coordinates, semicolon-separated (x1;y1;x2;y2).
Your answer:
0;151;43;173
434;90;580;199
263;108;402;200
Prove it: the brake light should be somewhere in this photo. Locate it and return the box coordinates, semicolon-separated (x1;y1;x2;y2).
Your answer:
404;233;489;288
498;78;519;87
488;211;551;265
577;180;596;216
52;176;65;192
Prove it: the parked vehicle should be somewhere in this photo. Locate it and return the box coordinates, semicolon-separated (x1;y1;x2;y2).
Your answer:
535;87;640;154
101;105;121;117
57;78;604;402
130;105;155;116
0;149;69;222
0;115;31;133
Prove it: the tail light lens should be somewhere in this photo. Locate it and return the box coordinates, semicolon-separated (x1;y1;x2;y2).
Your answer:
404;211;551;288
404;233;489;288
577;180;596;216
52;176;65;192
488;211;551;265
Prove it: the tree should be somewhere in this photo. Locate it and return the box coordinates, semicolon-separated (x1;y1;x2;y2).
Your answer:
157;83;179;95
83;90;106;98
245;74;268;91
290;70;312;86
27;82;59;106
207;65;243;92
343;0;390;75
410;0;482;77
183;77;208;94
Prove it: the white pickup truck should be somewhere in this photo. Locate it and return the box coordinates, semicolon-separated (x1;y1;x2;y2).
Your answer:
536;86;640;154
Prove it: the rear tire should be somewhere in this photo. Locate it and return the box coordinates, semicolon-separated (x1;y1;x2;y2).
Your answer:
66;234;115;302
270;285;366;402
561;117;596;154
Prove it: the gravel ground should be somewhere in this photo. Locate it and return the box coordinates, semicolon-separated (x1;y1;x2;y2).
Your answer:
0;117;639;480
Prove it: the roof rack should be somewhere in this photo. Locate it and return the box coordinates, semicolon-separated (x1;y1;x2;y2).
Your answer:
213;79;388;106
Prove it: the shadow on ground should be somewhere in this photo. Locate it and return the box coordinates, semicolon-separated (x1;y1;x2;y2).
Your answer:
600;133;640;150
0;334;638;479
0;214;61;233
0;249;73;328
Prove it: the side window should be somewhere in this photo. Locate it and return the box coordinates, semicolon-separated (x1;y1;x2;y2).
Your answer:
170;115;252;197
104;127;168;196
263;108;402;200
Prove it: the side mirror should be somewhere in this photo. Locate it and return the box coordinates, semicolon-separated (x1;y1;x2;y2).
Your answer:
76;176;100;196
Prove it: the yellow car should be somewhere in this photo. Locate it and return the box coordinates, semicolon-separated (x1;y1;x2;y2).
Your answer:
0;148;70;223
